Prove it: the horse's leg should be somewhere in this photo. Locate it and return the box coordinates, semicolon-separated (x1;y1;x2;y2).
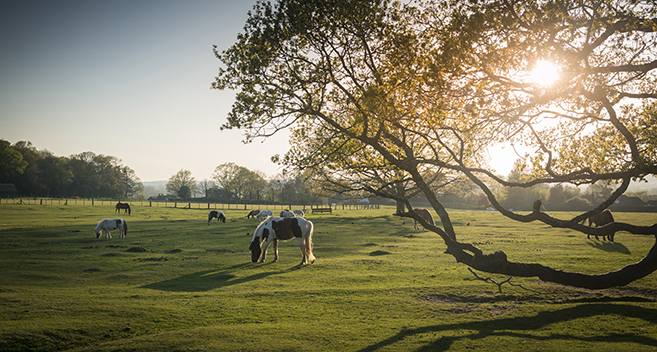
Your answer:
296;237;307;265
272;239;279;262
413;220;419;231
260;237;274;263
305;234;315;264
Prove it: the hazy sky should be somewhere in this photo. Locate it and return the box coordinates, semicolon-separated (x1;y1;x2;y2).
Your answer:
1;0;522;183
0;0;296;182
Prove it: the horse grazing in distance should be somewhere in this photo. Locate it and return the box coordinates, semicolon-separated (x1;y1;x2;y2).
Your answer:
413;208;435;230
257;210;273;221
246;210;260;219
115;202;131;215
293;209;305;217
248;216;315;265
208;210;226;224
280;210;294;218
94;218;128;239
587;209;615;241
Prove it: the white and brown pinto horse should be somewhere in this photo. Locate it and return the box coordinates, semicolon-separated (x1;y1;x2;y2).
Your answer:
413;208;435;230
94;218;128;239
249;216;316;265
208;210;226;224
293;209;305;217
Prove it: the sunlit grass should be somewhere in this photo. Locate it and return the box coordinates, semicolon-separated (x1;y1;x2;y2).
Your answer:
1;204;656;351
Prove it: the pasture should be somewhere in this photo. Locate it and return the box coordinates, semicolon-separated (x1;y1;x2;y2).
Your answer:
0;204;656;351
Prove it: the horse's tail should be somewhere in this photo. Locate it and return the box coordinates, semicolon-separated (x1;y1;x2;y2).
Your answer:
605;209;614;223
127;204;131;215
123;220;128;237
304;219;316;263
427;212;435;226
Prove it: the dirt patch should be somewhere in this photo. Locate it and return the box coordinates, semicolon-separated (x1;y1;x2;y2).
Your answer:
134;257;168;262
369;250;391;256
206;248;235;253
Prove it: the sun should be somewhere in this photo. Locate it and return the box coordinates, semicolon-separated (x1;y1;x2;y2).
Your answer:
527;60;559;86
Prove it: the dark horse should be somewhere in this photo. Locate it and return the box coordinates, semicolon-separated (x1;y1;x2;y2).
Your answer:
115;202;131;215
587;209;615;241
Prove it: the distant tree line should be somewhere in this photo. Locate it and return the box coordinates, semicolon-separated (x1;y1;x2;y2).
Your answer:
164;162;323;205
0;140;143;199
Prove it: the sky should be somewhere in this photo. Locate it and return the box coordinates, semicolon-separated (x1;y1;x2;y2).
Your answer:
0;0;525;184
0;0;296;182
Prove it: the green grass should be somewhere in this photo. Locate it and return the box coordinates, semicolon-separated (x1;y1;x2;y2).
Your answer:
1;204;656;351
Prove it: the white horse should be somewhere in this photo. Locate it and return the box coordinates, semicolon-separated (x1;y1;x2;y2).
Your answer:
280;210;294;218
248;216;315;265
94;218;128;239
293;209;305;217
256;210;273;221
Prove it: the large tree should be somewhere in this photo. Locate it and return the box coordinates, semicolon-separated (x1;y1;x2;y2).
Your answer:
166;169;197;200
214;0;657;289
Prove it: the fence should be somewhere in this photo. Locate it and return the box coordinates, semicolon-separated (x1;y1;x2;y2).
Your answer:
0;197;380;211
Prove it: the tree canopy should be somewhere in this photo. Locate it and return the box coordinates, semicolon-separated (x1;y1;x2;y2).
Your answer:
166;169;197;200
1;140;142;199
214;0;657;288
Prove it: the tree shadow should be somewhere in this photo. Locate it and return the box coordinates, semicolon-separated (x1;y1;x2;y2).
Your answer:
587;240;631;254
358;303;657;352
140;263;304;292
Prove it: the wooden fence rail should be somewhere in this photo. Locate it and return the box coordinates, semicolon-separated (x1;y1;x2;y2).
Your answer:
0;197;379;210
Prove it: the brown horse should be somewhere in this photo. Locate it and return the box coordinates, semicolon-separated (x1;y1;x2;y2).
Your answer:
587;209;615;241
413;208;435;230
115;202;131;215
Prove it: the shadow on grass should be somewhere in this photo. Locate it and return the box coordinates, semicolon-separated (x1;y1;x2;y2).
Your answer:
358;303;657;352
140;263;304;292
587;240;631;254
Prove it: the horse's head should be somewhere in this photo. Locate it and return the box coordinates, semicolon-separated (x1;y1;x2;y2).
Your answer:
93;221;103;238
249;237;262;262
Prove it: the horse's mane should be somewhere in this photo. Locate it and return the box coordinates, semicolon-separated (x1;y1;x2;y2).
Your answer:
252;217;273;242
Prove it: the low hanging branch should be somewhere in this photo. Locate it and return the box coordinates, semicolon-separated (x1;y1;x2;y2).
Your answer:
396;204;657;290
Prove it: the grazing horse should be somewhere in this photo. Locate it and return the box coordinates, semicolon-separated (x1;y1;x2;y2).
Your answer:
208;210;226;224
280;210;294;218
257;210;273;221
587;209;615;241
115;202;131;215
248;216;315;265
293;209;305;217
94;218;128;239
413;208;435;230
246;210;260;219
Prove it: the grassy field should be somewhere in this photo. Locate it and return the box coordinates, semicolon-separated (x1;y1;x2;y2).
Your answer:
0;204;656;351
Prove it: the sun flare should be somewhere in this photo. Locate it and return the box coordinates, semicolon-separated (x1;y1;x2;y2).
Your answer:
527;60;559;86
